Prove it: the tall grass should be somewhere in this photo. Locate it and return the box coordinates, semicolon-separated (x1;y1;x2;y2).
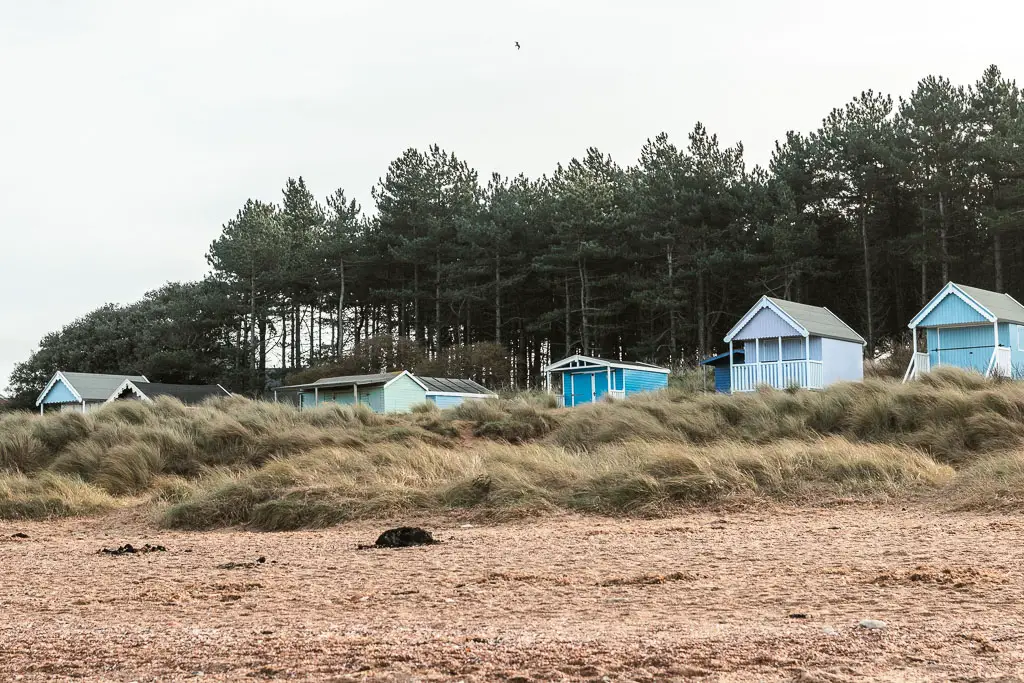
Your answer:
162;437;953;530
0;471;118;519
3;366;1024;524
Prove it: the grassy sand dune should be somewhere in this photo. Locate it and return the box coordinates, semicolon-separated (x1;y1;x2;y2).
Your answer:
1;367;1022;527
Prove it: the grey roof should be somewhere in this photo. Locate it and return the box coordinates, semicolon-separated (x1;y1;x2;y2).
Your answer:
954;283;1024;324
125;382;231;405
56;372;148;402
313;372;402;387
586;356;667;370
768;298;866;344
417;377;493;395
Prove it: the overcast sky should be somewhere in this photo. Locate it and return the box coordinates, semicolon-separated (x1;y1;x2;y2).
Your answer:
2;0;1022;390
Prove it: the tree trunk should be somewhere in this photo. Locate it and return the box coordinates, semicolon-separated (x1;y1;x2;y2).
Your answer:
398;296;405;338
329;309;336;355
920;202;928;305
337;256;345;359
518;320;528;388
291;305;296;368
309;306;314;365
353;306;362;347
249;271;257;373
696;269;706;356
234;324;242;369
435;253;442;354
938;191;949;283
861;206;874;356
578;257;589;355
666;244;676;363
564;276;571;356
530;335;542;389
281;310;288;370
995;229;1004;291
258;315;267;379
494;254;502;345
413;265;422;344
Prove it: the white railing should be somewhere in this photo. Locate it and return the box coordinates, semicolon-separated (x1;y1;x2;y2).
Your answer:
987;346;1012;378
554;395;566;408
608;389;626;401
902;351;930;383
731;360;824;392
808;361;823;389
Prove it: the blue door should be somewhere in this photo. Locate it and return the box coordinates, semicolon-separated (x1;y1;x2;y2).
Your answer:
714;367;731;393
571;372;593;405
593;371;609;400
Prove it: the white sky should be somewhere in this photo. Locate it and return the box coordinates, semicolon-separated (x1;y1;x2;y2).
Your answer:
2;0;1022;390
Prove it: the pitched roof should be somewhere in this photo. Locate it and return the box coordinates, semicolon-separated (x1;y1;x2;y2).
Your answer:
274;372;407;391
953;283;1024;324
313;372;403;387
37;371;148;405
541;354;671;374
767;298;866;344
123;382;231;405
417;377;493;395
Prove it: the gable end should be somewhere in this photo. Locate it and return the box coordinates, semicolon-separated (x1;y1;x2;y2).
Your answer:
730;306;803;341
40;375;83;405
918;293;990;326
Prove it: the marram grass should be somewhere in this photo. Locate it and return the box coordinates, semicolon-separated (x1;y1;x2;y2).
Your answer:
2;366;1023;524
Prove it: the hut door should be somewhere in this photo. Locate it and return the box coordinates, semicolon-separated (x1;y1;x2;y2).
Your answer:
571;373;593;405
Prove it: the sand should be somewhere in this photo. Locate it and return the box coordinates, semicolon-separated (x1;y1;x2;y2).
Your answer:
2;506;1023;681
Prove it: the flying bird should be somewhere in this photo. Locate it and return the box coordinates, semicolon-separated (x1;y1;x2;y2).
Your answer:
515;41;520;50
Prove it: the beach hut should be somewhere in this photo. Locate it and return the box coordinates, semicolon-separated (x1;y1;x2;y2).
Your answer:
904;282;1024;381
542;355;670;407
106;380;232;405
274;371;494;412
35;371;148;414
699;349;745;393
722;296;865;392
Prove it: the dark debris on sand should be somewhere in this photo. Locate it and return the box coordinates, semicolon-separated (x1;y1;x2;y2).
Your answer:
218;556;267;570
98;543;167;556
358;527;440;550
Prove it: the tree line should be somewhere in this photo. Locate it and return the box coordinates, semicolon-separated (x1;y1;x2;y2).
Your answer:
7;65;1024;406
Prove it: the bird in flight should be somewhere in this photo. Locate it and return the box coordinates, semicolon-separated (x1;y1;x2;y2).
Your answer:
515;41;520;50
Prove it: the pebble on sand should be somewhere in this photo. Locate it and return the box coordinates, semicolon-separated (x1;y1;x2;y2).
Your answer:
858;619;887;630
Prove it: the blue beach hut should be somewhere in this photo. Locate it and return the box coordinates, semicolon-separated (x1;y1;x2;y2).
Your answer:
542;355;670;407
904;282;1024;381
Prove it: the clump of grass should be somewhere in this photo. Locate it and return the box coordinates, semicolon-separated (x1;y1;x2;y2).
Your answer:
449;398;509;423
93;443;165;495
946;450;1024;510
472;401;558;444
505;391;559;410
0;427;45;473
0;471;118;519
31;410;94;454
667;366;714;394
